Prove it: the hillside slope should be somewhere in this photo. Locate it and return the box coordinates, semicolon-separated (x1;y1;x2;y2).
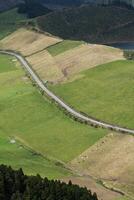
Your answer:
70;133;134;197
0;0;21;12
37;5;134;43
0;28;124;83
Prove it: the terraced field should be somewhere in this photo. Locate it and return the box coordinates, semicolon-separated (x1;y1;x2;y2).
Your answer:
51;60;134;129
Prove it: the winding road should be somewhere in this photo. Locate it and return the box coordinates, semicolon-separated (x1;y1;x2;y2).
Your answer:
0;50;134;135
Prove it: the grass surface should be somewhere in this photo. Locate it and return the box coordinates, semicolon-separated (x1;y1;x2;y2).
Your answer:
51;60;134;129
0;54;18;73
0;54;106;177
0;133;69;179
47;40;84;56
0;8;27;40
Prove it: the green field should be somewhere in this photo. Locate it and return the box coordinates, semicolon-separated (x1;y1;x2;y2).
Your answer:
0;8;27;40
0;54;18;73
51;60;134;129
0;54;106;177
47;40;84;56
0;133;70;179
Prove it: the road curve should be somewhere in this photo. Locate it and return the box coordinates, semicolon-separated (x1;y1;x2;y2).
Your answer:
0;50;134;135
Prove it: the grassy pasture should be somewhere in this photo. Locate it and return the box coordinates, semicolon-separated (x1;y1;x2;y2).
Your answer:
47;40;84;56
0;54;18;73
51;60;134;129
0;54;106;171
0;133;70;179
0;8;27;40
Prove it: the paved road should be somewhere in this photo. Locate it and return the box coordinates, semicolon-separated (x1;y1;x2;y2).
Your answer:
0;50;134;135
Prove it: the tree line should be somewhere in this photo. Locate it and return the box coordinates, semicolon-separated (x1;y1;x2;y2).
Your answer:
18;0;52;18
0;165;98;200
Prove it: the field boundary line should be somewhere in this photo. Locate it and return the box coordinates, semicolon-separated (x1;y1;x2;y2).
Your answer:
0;50;134;135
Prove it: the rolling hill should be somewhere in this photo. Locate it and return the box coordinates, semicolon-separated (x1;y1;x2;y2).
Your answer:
51;60;134;129
0;0;21;12
0;7;134;198
37;5;134;43
0;28;124;83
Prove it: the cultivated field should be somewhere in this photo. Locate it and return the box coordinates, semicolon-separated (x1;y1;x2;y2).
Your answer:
27;50;63;82
0;28;62;56
0;28;124;83
26;42;124;83
51;60;134;129
69;133;134;197
54;43;124;82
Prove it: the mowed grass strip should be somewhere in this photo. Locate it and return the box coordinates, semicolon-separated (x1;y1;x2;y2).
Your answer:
0;55;106;164
47;40;84;56
51;60;134;129
0;54;18;73
0;133;70;179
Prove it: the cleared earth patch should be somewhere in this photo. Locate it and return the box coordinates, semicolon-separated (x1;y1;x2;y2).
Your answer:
54;44;124;82
26;50;63;82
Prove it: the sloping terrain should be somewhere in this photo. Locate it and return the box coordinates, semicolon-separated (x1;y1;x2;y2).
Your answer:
69;133;134;197
54;43;124;81
0;28;62;56
37;5;134;43
1;53;124;200
27;50;63;82
0;28;124;83
0;0;21;12
0;54;106;164
51;60;134;129
0;8;27;40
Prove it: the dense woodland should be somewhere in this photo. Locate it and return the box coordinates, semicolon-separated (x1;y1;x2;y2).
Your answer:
0;165;98;200
18;0;52;18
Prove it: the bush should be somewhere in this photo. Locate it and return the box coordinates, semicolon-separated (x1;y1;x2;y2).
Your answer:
124;50;134;60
